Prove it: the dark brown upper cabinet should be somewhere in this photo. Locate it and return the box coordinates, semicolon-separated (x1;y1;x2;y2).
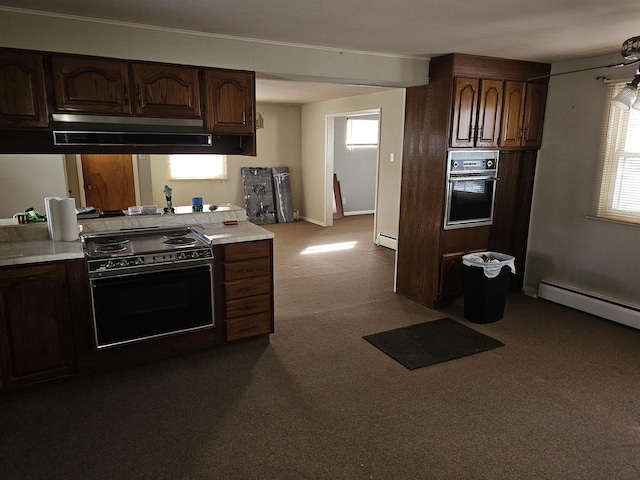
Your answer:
205;69;255;134
131;63;202;119
51;55;132;115
51;56;203;119
500;81;548;148
451;77;503;148
0;50;49;128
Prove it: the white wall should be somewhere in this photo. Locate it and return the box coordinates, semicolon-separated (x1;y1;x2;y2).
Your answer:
526;53;640;307
0;9;428;88
0;154;67;218
301;89;406;239
149;103;302;212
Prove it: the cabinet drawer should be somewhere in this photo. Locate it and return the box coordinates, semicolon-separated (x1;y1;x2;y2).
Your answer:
226;312;272;341
224;240;271;261
225;293;271;319
225;276;271;300
224;257;271;281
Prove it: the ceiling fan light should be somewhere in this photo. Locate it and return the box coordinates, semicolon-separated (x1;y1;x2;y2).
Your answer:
611;85;637;110
632;95;640;111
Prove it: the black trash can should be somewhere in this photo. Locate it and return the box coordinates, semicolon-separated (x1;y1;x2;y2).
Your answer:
462;252;515;324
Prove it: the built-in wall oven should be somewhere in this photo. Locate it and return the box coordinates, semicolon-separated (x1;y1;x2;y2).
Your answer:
82;226;214;349
444;150;500;230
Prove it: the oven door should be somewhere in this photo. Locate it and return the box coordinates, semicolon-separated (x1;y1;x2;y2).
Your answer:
89;263;214;349
444;175;497;229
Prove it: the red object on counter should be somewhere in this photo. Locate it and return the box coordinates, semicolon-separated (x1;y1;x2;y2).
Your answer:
223;220;238;226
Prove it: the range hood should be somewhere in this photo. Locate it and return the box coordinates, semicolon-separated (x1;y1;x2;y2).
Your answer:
51;114;212;147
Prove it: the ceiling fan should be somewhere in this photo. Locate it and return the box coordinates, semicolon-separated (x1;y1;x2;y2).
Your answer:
530;36;640;80
530;36;640;109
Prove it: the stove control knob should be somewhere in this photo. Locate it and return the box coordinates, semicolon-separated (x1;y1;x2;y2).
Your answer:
191;251;199;258
135;257;144;265
120;259;129;267
486;160;494;168
178;252;187;260
106;260;115;269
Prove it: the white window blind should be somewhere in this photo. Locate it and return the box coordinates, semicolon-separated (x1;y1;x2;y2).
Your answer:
596;83;640;224
346;118;379;147
169;154;227;180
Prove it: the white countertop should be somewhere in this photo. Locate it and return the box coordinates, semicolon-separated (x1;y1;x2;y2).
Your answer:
0;215;274;267
0;239;85;266
196;221;274;245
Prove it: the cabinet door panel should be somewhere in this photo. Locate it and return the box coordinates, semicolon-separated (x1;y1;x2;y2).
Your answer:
0;51;48;128
438;252;464;300
523;83;548;148
500;81;526;148
51;56;131;114
476;79;503;147
205;69;255;133
451;77;479;147
0;263;74;387
132;64;202;118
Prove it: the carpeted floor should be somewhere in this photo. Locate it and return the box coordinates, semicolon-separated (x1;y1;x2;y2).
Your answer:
2;215;640;479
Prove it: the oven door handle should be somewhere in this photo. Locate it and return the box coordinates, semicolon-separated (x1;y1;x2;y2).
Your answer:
448;175;497;182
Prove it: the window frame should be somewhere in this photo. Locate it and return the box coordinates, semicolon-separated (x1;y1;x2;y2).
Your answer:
169;154;228;181
595;82;640;225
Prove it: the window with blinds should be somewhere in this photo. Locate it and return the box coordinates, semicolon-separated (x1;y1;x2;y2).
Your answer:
596;83;640;225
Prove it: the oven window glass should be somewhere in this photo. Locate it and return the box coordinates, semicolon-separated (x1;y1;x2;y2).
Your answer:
449;179;495;223
91;265;213;348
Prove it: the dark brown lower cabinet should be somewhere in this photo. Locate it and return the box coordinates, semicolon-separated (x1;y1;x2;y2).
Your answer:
0;260;82;389
215;239;274;342
439;252;465;300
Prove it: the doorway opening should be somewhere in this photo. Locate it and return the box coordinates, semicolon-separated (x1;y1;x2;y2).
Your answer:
325;109;380;243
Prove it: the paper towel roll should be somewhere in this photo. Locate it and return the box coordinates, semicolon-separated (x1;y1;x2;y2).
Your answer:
44;196;63;241
59;198;78;242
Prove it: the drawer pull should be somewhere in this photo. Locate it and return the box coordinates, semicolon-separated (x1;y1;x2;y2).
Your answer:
241;287;256;292
242;268;257;273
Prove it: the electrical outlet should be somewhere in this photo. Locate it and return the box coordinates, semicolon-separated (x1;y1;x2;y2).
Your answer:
342;197;347;205
390;153;395;162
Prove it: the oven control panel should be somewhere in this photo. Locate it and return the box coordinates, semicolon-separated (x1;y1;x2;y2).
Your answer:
88;248;213;273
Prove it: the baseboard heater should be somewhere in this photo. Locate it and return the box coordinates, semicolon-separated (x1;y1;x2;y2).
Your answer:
377;233;397;250
538;280;640;330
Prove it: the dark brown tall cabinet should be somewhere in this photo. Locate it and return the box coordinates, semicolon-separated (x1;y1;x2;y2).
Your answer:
397;54;550;309
0;50;49;128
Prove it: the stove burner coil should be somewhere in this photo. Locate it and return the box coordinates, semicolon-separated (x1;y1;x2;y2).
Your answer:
94;236;130;245
163;230;190;238
164;237;197;246
95;244;127;253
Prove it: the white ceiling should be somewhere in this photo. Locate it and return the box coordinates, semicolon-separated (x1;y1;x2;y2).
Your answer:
2;0;640;103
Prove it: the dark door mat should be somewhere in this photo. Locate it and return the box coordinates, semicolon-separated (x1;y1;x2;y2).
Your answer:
363;318;504;370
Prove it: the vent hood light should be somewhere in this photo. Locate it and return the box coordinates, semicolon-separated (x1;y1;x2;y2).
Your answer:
51;114;212;147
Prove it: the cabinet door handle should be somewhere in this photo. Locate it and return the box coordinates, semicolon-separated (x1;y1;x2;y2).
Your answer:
136;84;142;107
123;82;129;104
523;126;530;141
